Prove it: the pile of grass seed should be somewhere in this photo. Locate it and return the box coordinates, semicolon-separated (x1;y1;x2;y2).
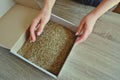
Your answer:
18;21;75;75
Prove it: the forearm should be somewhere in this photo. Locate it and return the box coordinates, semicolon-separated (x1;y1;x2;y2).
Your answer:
43;0;56;11
90;0;120;19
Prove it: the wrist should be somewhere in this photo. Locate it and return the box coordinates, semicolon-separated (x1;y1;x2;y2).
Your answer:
43;0;56;12
42;6;52;14
43;5;52;12
89;11;100;20
43;0;55;12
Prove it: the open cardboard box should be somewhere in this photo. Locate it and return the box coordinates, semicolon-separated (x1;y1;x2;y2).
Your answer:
0;0;77;79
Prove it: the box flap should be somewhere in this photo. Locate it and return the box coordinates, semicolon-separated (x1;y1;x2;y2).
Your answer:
0;0;15;18
0;4;39;49
15;0;41;9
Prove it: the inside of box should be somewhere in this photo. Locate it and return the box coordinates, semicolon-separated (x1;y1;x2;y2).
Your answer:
17;21;76;76
0;0;77;77
0;2;39;49
11;12;76;76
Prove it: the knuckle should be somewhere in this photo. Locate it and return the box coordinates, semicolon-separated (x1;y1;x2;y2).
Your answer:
42;19;47;24
32;18;36;22
88;30;92;35
30;28;33;32
32;18;38;23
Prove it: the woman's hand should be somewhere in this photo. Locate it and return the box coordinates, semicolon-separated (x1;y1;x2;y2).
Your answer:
75;13;98;44
29;9;51;43
75;0;120;44
29;0;56;43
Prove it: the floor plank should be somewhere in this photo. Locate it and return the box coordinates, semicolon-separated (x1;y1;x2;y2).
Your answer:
0;0;120;80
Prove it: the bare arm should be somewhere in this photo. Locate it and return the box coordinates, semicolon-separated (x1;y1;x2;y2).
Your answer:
76;0;120;44
92;0;120;19
30;0;56;43
43;0;56;11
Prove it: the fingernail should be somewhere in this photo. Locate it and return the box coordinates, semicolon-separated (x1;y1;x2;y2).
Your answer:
30;40;32;43
30;40;34;43
30;40;33;43
37;32;41;36
75;32;78;35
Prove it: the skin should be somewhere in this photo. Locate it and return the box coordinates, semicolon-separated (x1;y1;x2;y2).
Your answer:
75;0;120;44
29;0;56;43
29;0;120;44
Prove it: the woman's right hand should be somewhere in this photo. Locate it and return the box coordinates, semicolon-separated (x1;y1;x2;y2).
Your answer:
29;8;51;43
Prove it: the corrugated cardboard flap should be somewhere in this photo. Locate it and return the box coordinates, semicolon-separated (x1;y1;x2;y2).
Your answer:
0;1;40;49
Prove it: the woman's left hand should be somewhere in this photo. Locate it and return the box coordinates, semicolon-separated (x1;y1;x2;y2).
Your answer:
75;13;98;44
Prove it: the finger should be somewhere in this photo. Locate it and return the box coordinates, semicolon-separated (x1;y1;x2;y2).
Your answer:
29;30;36;43
29;19;39;42
76;21;84;35
75;24;88;44
36;20;46;36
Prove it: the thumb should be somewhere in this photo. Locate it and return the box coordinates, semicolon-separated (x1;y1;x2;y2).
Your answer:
76;21;84;36
75;24;88;44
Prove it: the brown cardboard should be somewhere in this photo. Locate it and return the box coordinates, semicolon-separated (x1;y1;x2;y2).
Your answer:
0;0;15;18
15;0;40;9
0;1;40;49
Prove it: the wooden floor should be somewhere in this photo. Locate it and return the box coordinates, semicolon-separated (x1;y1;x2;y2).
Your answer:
0;0;120;80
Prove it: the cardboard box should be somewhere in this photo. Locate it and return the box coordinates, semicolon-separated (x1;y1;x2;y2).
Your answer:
0;0;77;79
